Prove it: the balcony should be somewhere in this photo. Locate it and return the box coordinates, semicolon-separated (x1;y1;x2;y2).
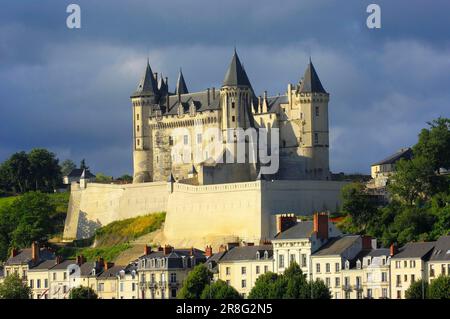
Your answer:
169;281;180;287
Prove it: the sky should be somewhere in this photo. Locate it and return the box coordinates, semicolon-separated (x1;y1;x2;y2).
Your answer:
1;0;449;176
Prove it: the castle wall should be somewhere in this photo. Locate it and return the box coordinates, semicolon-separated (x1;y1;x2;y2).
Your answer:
63;180;347;246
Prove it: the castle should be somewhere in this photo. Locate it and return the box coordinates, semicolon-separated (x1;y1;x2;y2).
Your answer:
63;51;346;248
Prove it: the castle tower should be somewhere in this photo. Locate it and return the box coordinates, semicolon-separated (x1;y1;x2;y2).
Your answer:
175;69;189;95
297;59;330;180
131;60;159;183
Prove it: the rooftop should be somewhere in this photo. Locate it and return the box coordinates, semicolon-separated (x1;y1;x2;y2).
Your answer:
313;236;360;256
429;236;450;262
5;248;55;266
219;245;273;262
392;241;435;259
274;221;313;240
372;147;413;166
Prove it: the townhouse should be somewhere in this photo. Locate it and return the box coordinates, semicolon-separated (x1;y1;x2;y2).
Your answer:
427;236;450;282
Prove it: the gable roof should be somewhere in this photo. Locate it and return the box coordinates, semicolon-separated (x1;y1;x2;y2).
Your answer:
219;245;273;262
313;236;360;256
67;168;95;179
298;60;327;94
5;248;55;266
222;50;252;87
392;241;435;259
429;236;450;261
372;147;413;166
274;221;313;240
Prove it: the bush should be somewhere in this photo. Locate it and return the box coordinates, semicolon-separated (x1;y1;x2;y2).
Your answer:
69;286;98;299
0;274;31;299
429;275;450;299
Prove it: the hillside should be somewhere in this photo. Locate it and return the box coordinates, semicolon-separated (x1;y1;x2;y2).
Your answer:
58;212;166;263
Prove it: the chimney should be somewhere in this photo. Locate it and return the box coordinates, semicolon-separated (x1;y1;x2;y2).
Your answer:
207;88;210;105
144;245;152;255
163;245;173;255
205;245;213;258
226;242;239;251
212;87;215;100
56;256;63;264
362;236;372;250
313;212;329;240
189;246;194;256
76;255;85;265
276;214;297;234
218;244;227;253
31;241;40;263
157;245;163;252
104;261;114;270
11;248;19;258
390;243;397;257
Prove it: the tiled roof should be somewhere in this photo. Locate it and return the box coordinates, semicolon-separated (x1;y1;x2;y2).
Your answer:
429;236;450;261
5;248;55;266
274;221;313;240
313;236;360;256
219;245;273;262
97;266;124;280
298;61;327;94
67;168;95;178
372;148;413;166
392;242;435;259
222;50;252;87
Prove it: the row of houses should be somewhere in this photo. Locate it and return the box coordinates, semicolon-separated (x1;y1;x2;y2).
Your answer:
1;213;449;299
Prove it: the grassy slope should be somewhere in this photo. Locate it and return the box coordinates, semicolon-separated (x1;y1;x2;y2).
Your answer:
58;213;166;262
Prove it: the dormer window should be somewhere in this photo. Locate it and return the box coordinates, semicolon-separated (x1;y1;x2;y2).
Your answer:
345;260;350;270
264;251;269;259
91;269;96;276
356;260;361;269
256;251;260;260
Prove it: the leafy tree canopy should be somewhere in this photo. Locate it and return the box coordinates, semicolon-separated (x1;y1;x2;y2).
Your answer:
0;274;31;299
69;286;98;299
201;280;242;299
178;264;213;299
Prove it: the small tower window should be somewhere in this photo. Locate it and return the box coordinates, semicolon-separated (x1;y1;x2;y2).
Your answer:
169;136;174;146
137;125;140;132
137;114;140;120
137;139;140;146
314;133;319;145
315;106;320;116
231;102;235;109
197;133;202;144
232;116;235;122
183;135;189;145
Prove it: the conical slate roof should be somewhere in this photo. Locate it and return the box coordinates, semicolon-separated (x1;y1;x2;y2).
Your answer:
222;50;252;87
176;69;188;95
298;60;327;94
131;60;159;97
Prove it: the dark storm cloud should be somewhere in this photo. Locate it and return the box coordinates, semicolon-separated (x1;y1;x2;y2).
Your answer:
0;0;449;175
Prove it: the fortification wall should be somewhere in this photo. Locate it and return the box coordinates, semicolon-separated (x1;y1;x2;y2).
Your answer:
63;182;168;240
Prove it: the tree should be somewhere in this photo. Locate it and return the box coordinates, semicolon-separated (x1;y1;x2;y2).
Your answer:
0;274;31;299
413;117;450;172
405;279;428;299
341;182;378;231
8;192;55;248
178;264;213;299
117;174;133;183
28;148;61;192
95;173;113;184
69;286;98;299
61;159;76;176
284;263;310;299
428;275;450;299
5;152;30;193
248;272;283;299
201;280;242;299
309;279;332;299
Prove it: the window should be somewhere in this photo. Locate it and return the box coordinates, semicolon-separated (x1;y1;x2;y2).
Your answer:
430;265;435;277
404;261;407;268
325;278;330;287
264;265;268;273
396;275;401;287
137;139;140;146
44;279;48;288
231;102;235;109
314;133;318;144
315;106;319;116
301;254;307;267
381;272;387;282
63;272;67;280
183;135;188;145
344;277;350;289
52;273;56;280
404;274;407;282
335;277;340;288
170;273;177;283
397;291;401;299
442;264;446;275
226;280;230;285
241;267;246;275
356;276;361;289
410;260;416;268
169;136;174;146
226;267;231;276
171;288;177;298
37;279;41;289
357;291;362;299
232;116;235;122
382;288;388;298
256;266;260;274
136;125;140;132
30;280;34;288
120;282;124;292
411;274;415;282
137;114;140;120
367;289;373;299
325;263;330;273
290;254;296;265
197;133;202;144
241;280;246;288
316;263;321;273
335;263;340;272
345;291;351;299
279;255;285;269
98;283;104;292
132;283;136;291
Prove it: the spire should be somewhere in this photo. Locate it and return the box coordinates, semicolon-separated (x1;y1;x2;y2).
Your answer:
176;68;188;95
158;73;168;95
131;60;159;97
222;50;252;87
298;59;326;94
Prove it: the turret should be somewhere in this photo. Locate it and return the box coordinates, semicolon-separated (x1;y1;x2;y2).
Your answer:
131;59;159;183
297;59;330;180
